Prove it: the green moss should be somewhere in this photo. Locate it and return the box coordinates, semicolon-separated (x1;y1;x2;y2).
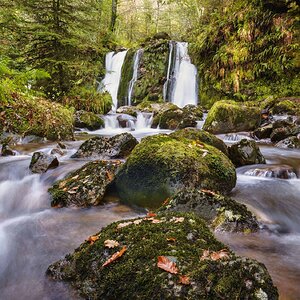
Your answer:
75;111;104;130
272;99;300;115
47;212;278;299
203;100;261;134
170;128;228;156
115;134;236;208
0;95;74;140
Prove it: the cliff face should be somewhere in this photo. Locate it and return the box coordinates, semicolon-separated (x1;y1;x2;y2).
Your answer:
190;0;299;107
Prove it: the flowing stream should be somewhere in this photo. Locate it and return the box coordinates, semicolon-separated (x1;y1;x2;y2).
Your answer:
0;128;300;299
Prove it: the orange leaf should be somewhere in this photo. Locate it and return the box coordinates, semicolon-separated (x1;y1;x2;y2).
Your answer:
162;198;170;206
87;235;99;245
179;275;191;285
102;246;127;267
166;237;176;242
201;189;217;196
210;249;230;261
147;212;157;218
157;256;179;274
106;171;114;181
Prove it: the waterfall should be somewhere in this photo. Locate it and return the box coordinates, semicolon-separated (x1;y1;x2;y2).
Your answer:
163;41;174;101
171;42;198;108
127;49;143;106
100;50;128;111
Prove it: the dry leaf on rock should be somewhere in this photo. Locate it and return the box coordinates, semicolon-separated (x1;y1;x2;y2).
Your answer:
170;217;185;223
201;189;217;196
104;240;120;248
157;256;179;274
102;246;127;267
87;235;100;245
200;249;230;261
166;237;176;242
179;275;191;285
117;221;133;229
133;219;143;225
146;212;157;218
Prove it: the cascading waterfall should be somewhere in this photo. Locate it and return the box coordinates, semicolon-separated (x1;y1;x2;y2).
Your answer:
127;49;143;106
171;42;198;108
163;41;174;101
100;50;128;111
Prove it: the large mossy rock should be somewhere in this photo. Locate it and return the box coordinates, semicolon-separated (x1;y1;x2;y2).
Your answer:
74;110;104;131
203;101;261;134
228;139;266;167
159;189;258;233
47;212;278;300
115;134;236;208
49;160;122;207
275;136;300;149
271;99;300;115
72;133;138;159
170;128;228;156
29;151;59;173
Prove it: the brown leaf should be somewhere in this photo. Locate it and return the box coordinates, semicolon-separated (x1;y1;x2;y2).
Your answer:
166;237;176;242
200;249;210;261
179;275;191;285
146;212;157;218
157;256;179;274
117;221;133;229
133;219;143;225
106;171;114;181
102;246;127;267
170;217;185;223
87;235;100;245
201;189;217;196
210;249;230;261
162;198;170;206
104;240;120;248
152;219;162;224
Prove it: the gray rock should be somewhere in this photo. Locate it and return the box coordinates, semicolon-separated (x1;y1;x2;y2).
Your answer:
29;151;59;173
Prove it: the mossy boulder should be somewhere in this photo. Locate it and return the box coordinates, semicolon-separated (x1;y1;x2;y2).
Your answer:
271;99;300;115
46;212;278;300
170;128;228;156
159;189;259;233
0;144;15;156
253;124;273;140
203;101;261;134
49;160;122;207
74;110;104;131
275;136;300;149
228;139;266;167
115;134;236;208
71;133;138;159
29;151;59;173
116;106;138;117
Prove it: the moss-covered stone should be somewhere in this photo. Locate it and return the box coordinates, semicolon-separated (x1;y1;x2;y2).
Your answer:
49;160;122;207
46;212;278;300
74;110;104;131
71;133;138;159
203;100;261;134
228;139;266;167
253;124;273;140
271;99;300;115
159;189;258;233
115;134;236;208
170;128;228;156
116;106;139;117
29;151;59;173
275;136;300;149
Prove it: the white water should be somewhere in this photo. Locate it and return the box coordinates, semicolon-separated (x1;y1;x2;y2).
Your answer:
171;42;198;108
163;41;174;101
100;50;128;111
127;49;143;106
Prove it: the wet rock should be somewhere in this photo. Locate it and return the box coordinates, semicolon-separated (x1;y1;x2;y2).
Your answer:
271;99;300;115
203;100;261;134
275;136;300;149
229;139;266;167
270;127;293;143
49;160;122;207
117;114;136;128
182;104;203;119
50;148;65;156
0;133;21;146
29;151;59;173
137;102;177;113
244;165;297;179
74;110;104;131
22;135;47;144
116;106;138;117
115;134;236;208
57;141;67;149
152;105;198;130
159;188;259;233
1;145;15;156
46;212;278;299
253;124;273;140
71;133;138;159
170;128;228;156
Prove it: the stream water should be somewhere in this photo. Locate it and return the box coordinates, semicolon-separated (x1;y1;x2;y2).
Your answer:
0;125;299;299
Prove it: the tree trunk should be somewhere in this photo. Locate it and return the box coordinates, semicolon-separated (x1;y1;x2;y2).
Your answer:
110;0;118;32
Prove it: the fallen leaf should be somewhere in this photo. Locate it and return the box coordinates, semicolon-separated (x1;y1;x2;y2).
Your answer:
133;219;143;225
157;256;179;274
152;219;162;224
167;237;176;242
179;275;191;285
87;235;100;245
147;212;157;218
201;189;217;196
200;249;210;261
106;171;114;181
117;221;133;229
102;246;127;267
104;240;120;248
170;217;185;223
67;190;77;194
210;249;230;261
71;175;79;180
162;198;170;206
